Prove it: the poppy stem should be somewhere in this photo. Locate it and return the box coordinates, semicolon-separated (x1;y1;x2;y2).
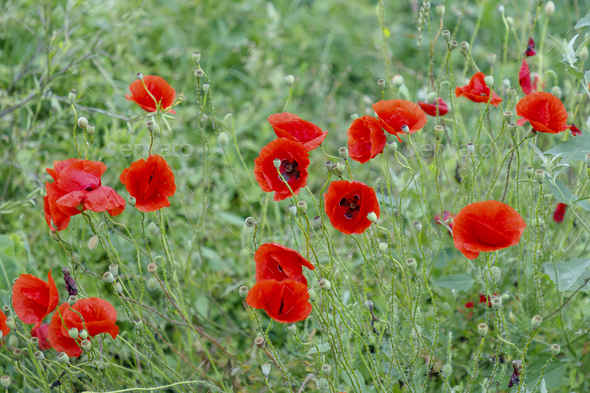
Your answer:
70;104;82;159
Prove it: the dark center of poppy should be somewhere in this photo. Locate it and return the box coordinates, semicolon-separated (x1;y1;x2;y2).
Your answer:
279;159;301;182
339;195;361;219
277;265;283;273
278;298;285;315
85;185;95;191
149;175;154;183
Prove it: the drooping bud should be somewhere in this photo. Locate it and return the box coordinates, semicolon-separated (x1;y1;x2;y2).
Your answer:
297;201;307;214
68;327;79;339
498;5;505;14
534;169;545;182
363;300;374;312
550;343;560;356
128;196;136;207
324;160;333;170
406;258;417;271
147;263;157;274
114;282;123;294
413;220;422;232
136;73;144;81
68;295;77;306
217;132;229;147
146;120;155;133
350;113;359;120
551;85;562;99
239;286;249;299
285;75;295;86
261;362;271;377
308;288;316;301
134;320;144;330
319;279;331;291
506;16;514;26
312;216;322;229
478;323;488;336
531;315;543;329
401;124;410;134
487;53;497;67
7;335;18;349
103;272;114;284
339;147;349;160
367;212;378;223
545;1;555;17
57;352;70;364
147;276;158;291
392;74;404;87
286;324;297;335
254;336;265;348
442;364;453;378
68;89;77;104
387;141;398;151
245;217;257;227
77;117;88;129
580;47;589;62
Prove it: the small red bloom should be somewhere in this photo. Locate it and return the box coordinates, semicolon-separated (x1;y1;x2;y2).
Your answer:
452;200;526;260
0;310;10;338
519;58;535;96
347;116;387;164
570;124;582;136
125;75;176;114
455;72;502;107
32;323;51;350
324;181;380;235
119;154;176;212
255;243;314;285
267;113;328;152
525;37;537;57
418;98;449;117
254;138;310;201
44;159;126;231
49;298;119;358
372;100;427;139
516;92;569;134
434;211;455;235
246;279;312;323
12;271;59;330
465;301;475;309
553;203;568;223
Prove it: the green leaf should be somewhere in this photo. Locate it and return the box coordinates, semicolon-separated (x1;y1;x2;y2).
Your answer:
434;273;475;292
543;258;590;291
545;130;590;161
305;343;331;356
548;179;590;212
383;27;390;37
575;13;590;29
540;379;547;393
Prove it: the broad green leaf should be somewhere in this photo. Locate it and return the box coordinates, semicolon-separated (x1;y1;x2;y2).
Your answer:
543;258;590;291
545;131;590;161
305;343;331;356
575;14;590;29
434;273;475;292
548;179;590;212
540;379;547;393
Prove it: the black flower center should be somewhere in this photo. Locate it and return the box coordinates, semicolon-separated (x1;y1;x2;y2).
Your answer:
339;195;361;219
279;159;301;182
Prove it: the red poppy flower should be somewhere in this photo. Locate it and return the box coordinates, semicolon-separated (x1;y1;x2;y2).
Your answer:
455;72;502;107
570;124;582;136
516;92;569;134
32;323;51;350
246;279;312;323
347;116;387;164
434;211;455;235
255;243;314;285
418;98;449;117
479;294;497;307
519;58;535;96
44;159;126;231
125;75;176;114
465;301;475;309
267;113;328;152
372;100;427;139
254;138;310;202
324;181;380;235
0;310;9;338
525;37;537;57
49;298;119;358
119;154;176;212
12;271;59;330
553;203;567;223
452;200;526;259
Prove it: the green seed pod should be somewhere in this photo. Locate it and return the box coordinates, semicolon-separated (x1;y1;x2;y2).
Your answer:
491;296;502;309
68;328;79;339
286;324;296;335
319;279;331;291
77;117;88;129
285;75;295;86
321;364;331;376
13;348;22;360
245;217;257;227
147;276;158;291
478;323;488;336
339;146;349;160
68;89;77;104
109;264;119;277
434;125;445;139
406;258;417;271
57;352;70;364
551;85;562;99
34;351;45;361
6;317;16;330
531;315;543;329
127;196;136;207
192;51;201;64
68;295;77;306
534;170;545;182
297;201;307;214
442;30;450;42
8;335;18;349
525;166;534;178
81;339;91;352
1;375;10;388
79;329;88;340
550;344;560;356
147;263;157;274
378;242;388;251
103;272;114;284
239;286;249;299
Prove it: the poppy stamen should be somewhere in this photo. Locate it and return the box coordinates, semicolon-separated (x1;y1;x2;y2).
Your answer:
340;195;361;219
279;159;301;182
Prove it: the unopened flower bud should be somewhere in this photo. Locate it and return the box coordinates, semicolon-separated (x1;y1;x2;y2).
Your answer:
426;92;438;103
413;220;422;231
574;92;583;104
297;201;307;214
506;16;514;26
550;343;560;356
367;212;378;223
545;1;555;17
534;169;545;182
313;215;322;229
436;5;445;17
387;141;398;151
325;160;333;170
503;79;511;88
114;282;123;294
288;204;298;215
68;327;79;339
442;30;451;42
57;352;70;364
484;75;494;86
350;113;359;120
239;286;249;299
79;329;88;340
86;234;99;251
8;335;18;349
487;53;497;67
245;217;257;227
147;263;157;274
525;166;534;177
77;117;88;129
498;5;505;14
273;158;281;169
434;125;445;139
491;296;502;309
68;89;77;104
339;147;349;160
401;124;410;134
81;339;91;352
406;258;417;271
262;362;271;377
147;276;158;291
254;336;265;348
363;300;374;312
217;132;229;147
378;242;388;251
336;161;346;174
525;128;537;139
127;196;136;207
286;324;297;335
442;364;453;378
1;376;10;388
319;279;331;291
285;74;295;86
580;47;589;62
192;51;201;63
317;378;329;393
6;317;16;330
551;86;562;99
34;351;45;361
136;73;144;81
68;295;77;306
478;323;488;336
531;315;543;329
134;320;144;330
460;41;470;53
377;78;385;91
308;288;316;301
392;74;404;87
103;272;114;284
194;69;204;79
449;40;458;51
321;364;331;376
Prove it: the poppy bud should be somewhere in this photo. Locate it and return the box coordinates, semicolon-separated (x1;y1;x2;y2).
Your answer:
392;74;404;87
239;286;249;299
203;83;210;93
478;323;488;336
8;335;18;349
194;69;204;79
334;161;345;174
325;160;333;170
491;296;502;309
245;217;257;227
77;117;88;129
550;344;560;356
441;29;450;42
406;258;417;271
68;89;77;104
13;348;22;359
147;276;158;291
525;166;534;177
218;132;229;147
503;111;513;123
319;279;331;291
34;351;44;361
490;266;502;282
506;16;514;26
339;147;349;160
487;53;497;67
273;158;281;169
313;215;322;229
460;41;470;53
103;272;114;284
502;79;511;88
367;212;378;223
574;92;583;104
68;327;79;339
350;113;359;120
449;40;458;51
261;362;271;377
0;376;9;389
128;196;136;207
413;220;422;232
321;364;331;376
434;125;445;139
6;317;16;330
498;5;504;14
286;324;297;334
545;1;555;17
57;352;70;364
534;169;545;182
297;201;307;214
436;5;445;17
387;141;398;151
308;288;316;301
109;264;119;277
442;364;453;378
147;262;157;274
363;300;374;312
30;337;39;347
525;128;537;139
551;85;562;99
401;124;410;134
254;336;265;348
192;51;201;63
288;204;298;215
484;75;494;86
86;234;99;251
425;92;438;103
136;73;144;81
114;282;123;294
581;47;589;62
531;315;543;329
285;74;295;86
68;295;77;306
317;378;329;393
585;153;590;167
505;86;516;97
379;242;388;251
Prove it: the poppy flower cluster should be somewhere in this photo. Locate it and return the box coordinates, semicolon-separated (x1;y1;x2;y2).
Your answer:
246;243;314;323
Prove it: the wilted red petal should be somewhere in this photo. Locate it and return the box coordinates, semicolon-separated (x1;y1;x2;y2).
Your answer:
570;124;581;136
347;116;387;164
12;271;59;330
324;181;380;235
268;113;328;151
125;75;176;113
525;37;537;57
255;243;314;284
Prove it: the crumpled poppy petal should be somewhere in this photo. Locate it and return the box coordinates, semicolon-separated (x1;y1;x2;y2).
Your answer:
268;113;328;151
